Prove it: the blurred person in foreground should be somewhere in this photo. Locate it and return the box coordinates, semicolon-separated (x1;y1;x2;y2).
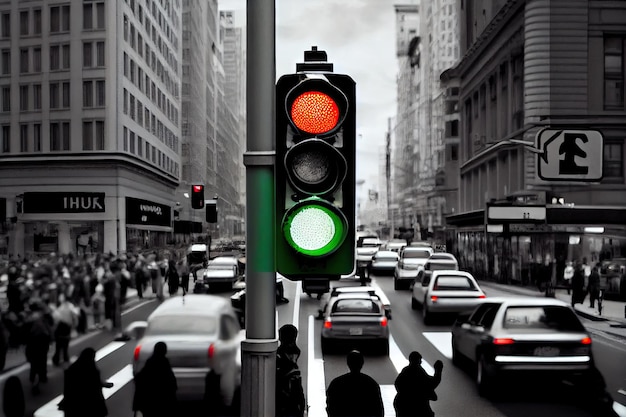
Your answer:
58;347;113;417
326;350;383;417
394;351;443;417
24;300;53;394
276;324;305;417
133;341;177;417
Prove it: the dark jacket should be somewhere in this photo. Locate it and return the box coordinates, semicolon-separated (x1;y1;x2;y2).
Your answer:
133;350;178;417
59;350;108;417
394;362;442;417
326;371;384;417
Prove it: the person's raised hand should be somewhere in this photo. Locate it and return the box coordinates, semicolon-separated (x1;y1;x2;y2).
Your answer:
434;360;443;371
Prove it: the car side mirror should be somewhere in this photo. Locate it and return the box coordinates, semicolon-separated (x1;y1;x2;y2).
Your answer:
461;322;472;330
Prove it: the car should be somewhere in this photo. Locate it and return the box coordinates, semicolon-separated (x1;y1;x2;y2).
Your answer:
356;237;383;268
128;295;244;405
411;270;486;324
196;256;242;292
369;250;399;275
427;252;458;262
394;246;434;290
230;273;287;327
320;293;389;355
410;258;459;309
451;297;594;397
318;285;392;320
385;239;408;253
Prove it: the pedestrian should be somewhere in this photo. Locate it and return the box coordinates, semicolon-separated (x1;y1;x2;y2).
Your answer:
3;375;25;417
133;341;178;417
178;259;190;296
588;263;601;309
393;351;443;417
24;301;53;394
276;324;305;417
571;261;586;306
563;261;574;295
166;259;179;296
326;350;384;417
57;347;113;417
52;294;78;366
91;284;105;329
0;311;8;372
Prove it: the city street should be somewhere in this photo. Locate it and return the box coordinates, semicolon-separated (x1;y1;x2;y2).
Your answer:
2;273;625;417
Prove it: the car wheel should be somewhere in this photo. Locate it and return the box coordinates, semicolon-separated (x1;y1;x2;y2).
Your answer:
379;339;389;356
321;337;332;354
411;296;418;310
476;354;493;397
423;300;433;325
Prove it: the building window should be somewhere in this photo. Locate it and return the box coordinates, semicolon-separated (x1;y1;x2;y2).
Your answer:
19;85;28;111
123;127;128;151
1;13;10;38
130;130;135;153
82;121;93;150
95;120;104;150
96;41;105;66
83;42;92;67
62;81;70;108
1;125;9;153
33;9;41;34
50;121;70;151
603;142;624;180
20;10;29;36
20;124;28;152
83;3;93;29
123;88;128;114
83;80;93;107
50;5;70;33
137;136;143;157
62;44;70;69
96;2;105;29
95;80;105;106
33;84;41;109
33;47;41;72
2;86;10;112
604;36;625;110
2;49;10;74
20;49;28;73
50;83;59;109
33;123;41;152
50;45;60;70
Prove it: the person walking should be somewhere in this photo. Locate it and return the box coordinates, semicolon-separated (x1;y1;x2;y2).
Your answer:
178;259;190;296
52;294;78;366
24;301;53;394
571;261;586;306
132;341;178;417
563;261;575;295
326;350;384;417
276;324;305;417
58;347;113;417
588;263;601;309
393;351;443;417
166;259;180;296
2;375;25;417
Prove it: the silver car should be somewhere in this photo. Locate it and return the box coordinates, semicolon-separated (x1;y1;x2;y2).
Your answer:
369;250;399;275
451;297;594;397
129;295;244;406
393;246;433;290
321;293;389;355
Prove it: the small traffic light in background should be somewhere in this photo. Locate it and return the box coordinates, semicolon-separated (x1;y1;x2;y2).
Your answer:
191;185;204;209
206;199;217;223
275;47;356;279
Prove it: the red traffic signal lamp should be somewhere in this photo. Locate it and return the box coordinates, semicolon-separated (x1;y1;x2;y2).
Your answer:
275;48;356;279
191;185;204;209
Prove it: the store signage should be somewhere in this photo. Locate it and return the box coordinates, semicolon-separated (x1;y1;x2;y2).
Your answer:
487;205;546;221
23;192;106;213
126;197;171;227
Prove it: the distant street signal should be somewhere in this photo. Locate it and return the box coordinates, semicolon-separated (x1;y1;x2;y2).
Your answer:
275;47;356;279
206;199;217;223
191;185;204;209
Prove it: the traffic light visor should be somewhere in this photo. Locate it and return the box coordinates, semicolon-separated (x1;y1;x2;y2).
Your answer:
282;198;347;257
286;78;348;137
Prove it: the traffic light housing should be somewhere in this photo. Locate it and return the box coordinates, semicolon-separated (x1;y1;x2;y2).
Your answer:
206;199;217;223
191;185;204;209
275;66;356;279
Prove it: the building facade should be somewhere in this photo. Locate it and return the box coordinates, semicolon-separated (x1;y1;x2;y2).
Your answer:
0;0;183;257
443;0;626;288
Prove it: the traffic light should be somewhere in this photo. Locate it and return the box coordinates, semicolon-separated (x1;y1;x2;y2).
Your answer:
275;55;356;279
206;199;217;223
191;185;204;209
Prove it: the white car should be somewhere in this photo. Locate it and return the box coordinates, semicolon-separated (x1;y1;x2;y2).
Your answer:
369;250;399;275
393;246;433;290
319;285;392;320
412;269;485;324
129;295;244;405
356;237;383;265
385;239;408;253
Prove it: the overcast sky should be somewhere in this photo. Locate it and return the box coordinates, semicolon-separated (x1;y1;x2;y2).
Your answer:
219;0;404;193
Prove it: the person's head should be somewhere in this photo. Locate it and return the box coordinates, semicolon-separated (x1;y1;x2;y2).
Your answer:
77;347;96;366
346;350;364;373
408;351;422;366
154;341;167;357
278;324;298;345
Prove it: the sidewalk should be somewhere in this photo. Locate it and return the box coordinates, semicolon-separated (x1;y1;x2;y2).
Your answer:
479;280;626;340
2;287;141;374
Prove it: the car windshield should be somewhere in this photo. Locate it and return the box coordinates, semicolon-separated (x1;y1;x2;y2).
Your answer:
403;250;431;259
375;255;397;261
503;306;585;331
206;263;234;270
434;276;477;290
332;299;380;314
147;315;217;335
428;262;457;270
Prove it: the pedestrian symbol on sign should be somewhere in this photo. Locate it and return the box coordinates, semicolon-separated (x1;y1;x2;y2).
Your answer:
536;128;603;182
558;132;588;175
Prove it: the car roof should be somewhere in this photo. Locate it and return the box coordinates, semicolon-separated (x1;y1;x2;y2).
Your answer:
374;251;399;257
476;296;572;307
190;244;207;252
431;270;475;279
332;286;377;294
429;252;456;259
150;294;230;317
210;256;238;263
403;247;433;253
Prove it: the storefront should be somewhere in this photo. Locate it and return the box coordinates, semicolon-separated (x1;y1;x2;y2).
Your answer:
125;197;172;253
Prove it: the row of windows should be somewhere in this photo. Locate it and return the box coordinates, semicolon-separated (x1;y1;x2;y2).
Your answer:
123;53;178;125
0;43;71;76
0;120;109;153
1;3;106;39
123;88;178;153
124;13;179;99
123;126;179;176
604;36;626;111
1;80;105;112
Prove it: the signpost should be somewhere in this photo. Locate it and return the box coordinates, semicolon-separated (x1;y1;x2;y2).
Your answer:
536;128;604;182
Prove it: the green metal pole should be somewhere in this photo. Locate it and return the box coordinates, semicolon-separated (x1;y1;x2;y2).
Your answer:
241;0;277;415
